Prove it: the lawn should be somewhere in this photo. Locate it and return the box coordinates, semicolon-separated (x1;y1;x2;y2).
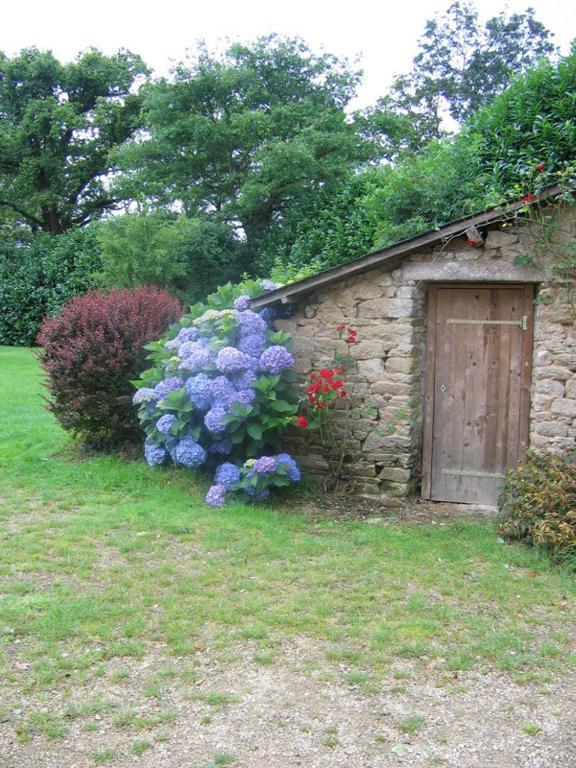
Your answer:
0;345;575;767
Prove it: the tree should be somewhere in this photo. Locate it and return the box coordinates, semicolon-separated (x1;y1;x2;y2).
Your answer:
97;211;246;302
117;36;374;271
386;2;555;134
0;48;149;234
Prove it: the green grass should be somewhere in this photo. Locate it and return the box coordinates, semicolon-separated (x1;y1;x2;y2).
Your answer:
0;345;575;724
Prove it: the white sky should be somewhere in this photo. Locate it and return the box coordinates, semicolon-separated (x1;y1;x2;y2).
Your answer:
2;0;575;108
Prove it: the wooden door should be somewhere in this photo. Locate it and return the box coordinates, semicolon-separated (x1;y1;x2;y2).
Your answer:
422;284;533;505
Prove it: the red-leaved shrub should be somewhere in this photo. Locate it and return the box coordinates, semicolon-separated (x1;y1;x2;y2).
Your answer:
37;287;183;448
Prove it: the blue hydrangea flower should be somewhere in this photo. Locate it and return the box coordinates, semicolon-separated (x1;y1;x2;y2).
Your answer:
154;377;183;401
243;486;270;500
165;326;200;350
259;345;294;374
253;456;278;474
209;439;232;455
133;387;156;404
156;414;177;434
215;462;241;489
173;437;207;468
238;310;267;338
165;437;179;461
227;389;255;410
276;453;301;482
238;333;266;358
144;439;167;466
215;346;249;373
233;294;251;311
179;347;213;373
185;373;213;411
232;370;257;390
205;484;227;507
211;376;236;403
204;405;227;433
258;307;276;326
259;279;280;291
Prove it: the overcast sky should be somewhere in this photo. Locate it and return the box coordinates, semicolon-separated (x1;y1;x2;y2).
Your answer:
2;0;575;107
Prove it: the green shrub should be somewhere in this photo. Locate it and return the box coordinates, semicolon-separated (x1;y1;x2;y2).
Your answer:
0;228;102;346
498;452;576;564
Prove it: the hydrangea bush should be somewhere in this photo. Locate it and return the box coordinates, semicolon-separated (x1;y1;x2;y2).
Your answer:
133;280;301;505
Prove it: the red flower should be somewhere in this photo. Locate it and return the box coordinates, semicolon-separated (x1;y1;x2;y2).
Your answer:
347;328;357;336
339;389;347;397
522;193;536;203
347;335;356;345
336;323;346;331
537;163;544;172
466;238;475;246
296;415;309;429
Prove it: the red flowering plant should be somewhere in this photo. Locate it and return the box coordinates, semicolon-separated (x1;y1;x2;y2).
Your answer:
295;324;358;488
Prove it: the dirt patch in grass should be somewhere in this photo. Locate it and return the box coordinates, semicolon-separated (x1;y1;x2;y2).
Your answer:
1;638;575;768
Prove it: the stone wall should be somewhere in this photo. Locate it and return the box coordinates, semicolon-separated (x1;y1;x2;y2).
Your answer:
274;215;576;504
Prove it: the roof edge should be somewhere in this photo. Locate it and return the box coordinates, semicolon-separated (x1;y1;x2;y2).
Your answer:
251;184;562;308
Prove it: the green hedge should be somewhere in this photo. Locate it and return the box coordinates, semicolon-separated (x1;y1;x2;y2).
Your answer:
0;228;102;346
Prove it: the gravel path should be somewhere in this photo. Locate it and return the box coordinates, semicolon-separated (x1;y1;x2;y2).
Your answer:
2;639;574;768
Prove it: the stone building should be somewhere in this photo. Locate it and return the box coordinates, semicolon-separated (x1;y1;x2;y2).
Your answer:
252;192;576;507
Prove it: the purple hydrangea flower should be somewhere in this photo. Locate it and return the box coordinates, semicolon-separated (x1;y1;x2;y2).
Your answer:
173;437;207;468
238;333;266;358
227;389;255;410
205;484;227;507
216;346;249;374
154;377;183;401
179;347;213;373
238;310;267;338
233;294;251;311
232;370;257;390
253;456;278;475
215;462;241;489
211;375;236;403
276;453;301;482
133;387;156;405
185;373;213;411
156;414;177;434
204;405;228;433
209;439;232;455
259;345;294;374
144;439;167;466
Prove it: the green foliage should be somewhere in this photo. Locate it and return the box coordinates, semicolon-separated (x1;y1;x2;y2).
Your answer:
97;211;245;302
0;48;149;234
498;452;576;565
364;132;494;248
282;171;382;272
471;47;576;192
0;228;102;346
116;35;373;272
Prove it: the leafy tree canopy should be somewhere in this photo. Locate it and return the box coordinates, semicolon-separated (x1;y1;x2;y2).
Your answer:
0;47;149;234
117;35;375;269
363;1;556;152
